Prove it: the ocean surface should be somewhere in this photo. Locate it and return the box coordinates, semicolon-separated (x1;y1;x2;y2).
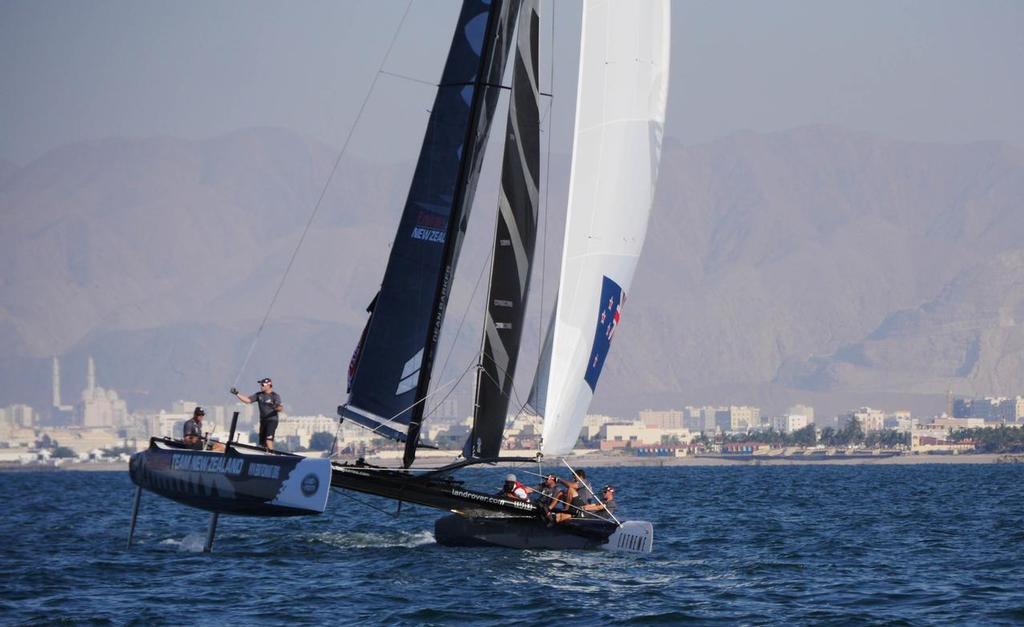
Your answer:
2;463;1023;625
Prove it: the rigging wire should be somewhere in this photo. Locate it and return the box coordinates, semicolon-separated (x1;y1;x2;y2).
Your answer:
231;0;417;386
430;237;495;420
330;488;403;518
560;458;620;525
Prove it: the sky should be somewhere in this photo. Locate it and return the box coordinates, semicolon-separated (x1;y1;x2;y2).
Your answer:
1;0;1022;165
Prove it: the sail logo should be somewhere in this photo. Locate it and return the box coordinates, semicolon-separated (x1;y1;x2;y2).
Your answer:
584;276;625;392
411;210;447;244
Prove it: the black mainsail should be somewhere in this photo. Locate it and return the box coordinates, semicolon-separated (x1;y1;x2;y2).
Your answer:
341;0;520;468
465;0;540;458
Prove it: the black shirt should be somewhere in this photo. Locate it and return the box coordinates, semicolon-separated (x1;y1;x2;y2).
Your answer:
183;417;204;449
253;391;282;422
183;417;203;439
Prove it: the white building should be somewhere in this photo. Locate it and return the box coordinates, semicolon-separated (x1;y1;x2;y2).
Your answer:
838;407;885;433
275;414;340;449
639;409;683;429
715;406;761;433
772;413;809;434
788;404;815;425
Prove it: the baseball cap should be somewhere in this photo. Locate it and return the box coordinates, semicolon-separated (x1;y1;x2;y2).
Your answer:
258;377;272;385
505;473;517;482
193;407;205;416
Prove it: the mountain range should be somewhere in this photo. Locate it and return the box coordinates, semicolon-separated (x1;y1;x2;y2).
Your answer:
2;125;1022;423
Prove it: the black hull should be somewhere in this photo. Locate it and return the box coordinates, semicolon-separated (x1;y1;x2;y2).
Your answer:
129;438;331;516
434;514;617;549
330;460;540;518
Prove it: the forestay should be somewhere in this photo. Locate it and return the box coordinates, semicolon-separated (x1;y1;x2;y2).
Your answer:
539;0;671;457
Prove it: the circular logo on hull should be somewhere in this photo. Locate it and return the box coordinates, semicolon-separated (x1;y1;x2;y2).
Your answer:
301;473;320;496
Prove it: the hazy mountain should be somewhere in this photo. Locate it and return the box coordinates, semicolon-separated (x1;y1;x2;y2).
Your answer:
2;126;1022;421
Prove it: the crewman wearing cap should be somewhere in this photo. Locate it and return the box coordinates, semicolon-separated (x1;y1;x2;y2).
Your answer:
500;473;529;501
230;377;284;450
182;407;207;450
582;484;617;518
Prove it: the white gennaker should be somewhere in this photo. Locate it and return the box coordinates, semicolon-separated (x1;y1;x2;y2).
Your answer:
540;0;671;460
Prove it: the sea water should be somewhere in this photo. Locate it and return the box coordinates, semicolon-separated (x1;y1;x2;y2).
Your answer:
1;464;1022;624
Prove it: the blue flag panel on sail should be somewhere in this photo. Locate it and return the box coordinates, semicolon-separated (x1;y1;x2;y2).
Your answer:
341;0;518;456
584;276;625;392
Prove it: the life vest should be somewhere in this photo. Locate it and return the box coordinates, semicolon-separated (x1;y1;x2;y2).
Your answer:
507;481;528;500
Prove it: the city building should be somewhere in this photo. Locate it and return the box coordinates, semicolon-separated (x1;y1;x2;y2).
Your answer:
4;404;37;428
953;396;1019;423
838;407;885;433
597;421;693;450
639;409;683;429
682;406;703;430
931;416;986;431
714;405;761;433
788;404;815;425
274;414;339;449
771;413;809;434
76;357;128;428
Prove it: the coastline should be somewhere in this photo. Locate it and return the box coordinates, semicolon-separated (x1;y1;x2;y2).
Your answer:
3;452;1022;472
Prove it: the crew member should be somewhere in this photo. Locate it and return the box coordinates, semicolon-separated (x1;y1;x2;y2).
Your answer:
182;407;206;450
231;377;283;450
560;469;596;510
583;485;618;519
533;473;559;508
500;473;529;501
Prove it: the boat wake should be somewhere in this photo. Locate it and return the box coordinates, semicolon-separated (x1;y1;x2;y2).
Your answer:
158;533;209;552
308;529;436;550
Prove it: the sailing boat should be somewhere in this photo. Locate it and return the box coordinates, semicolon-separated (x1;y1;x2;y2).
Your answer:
126;0;669;553
333;0;670;552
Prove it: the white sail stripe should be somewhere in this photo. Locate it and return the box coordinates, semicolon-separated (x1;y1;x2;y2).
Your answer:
484;313;511;388
345;405;407;431
401;348;423;379
497;188;531;297
396;372;418;395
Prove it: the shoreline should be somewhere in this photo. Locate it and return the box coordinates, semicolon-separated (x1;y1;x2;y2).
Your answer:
3;452;1021;473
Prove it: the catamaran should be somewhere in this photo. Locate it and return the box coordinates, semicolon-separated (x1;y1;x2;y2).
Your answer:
128;0;669;553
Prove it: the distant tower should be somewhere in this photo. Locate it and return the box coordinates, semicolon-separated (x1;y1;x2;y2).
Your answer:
52;356;62;408
87;356;96;393
946;387;953;418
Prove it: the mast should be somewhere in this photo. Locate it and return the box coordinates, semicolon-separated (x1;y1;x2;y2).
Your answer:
340;0;521;468
466;0;540;459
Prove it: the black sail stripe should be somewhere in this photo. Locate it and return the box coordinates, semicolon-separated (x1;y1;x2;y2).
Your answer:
468;0;540;459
